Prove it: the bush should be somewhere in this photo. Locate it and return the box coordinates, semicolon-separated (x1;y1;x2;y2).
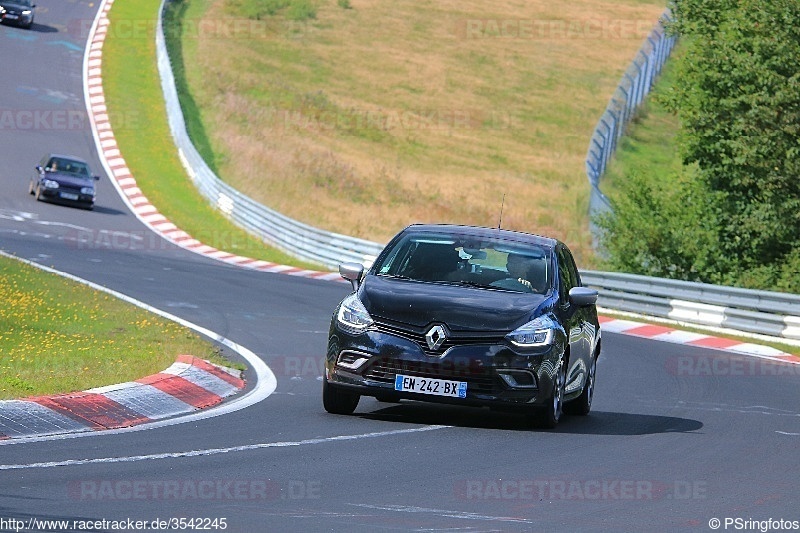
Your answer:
287;0;316;20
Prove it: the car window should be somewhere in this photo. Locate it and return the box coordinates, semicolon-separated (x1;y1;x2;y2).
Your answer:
48;158;90;177
562;245;581;287
373;231;552;291
557;245;576;304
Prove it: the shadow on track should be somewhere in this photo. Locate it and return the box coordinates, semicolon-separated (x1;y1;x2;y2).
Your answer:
357;402;703;435
90;205;128;216
27;23;58;33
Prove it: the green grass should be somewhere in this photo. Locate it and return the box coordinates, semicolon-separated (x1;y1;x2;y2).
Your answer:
598;46;684;201
0;255;237;399
165;0;668;266
102;0;320;269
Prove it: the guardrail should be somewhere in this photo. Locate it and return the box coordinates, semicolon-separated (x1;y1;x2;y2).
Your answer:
585;9;677;242
581;271;800;343
154;4;799;345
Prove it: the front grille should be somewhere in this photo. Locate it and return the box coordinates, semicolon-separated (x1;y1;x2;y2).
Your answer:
372;318;507;356
364;358;500;395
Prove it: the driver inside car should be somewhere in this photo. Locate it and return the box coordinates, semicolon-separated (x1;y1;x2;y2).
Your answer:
490;252;545;293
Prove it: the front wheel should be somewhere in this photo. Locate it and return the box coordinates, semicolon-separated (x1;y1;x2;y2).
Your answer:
528;359;565;429
322;379;360;415
565;356;596;416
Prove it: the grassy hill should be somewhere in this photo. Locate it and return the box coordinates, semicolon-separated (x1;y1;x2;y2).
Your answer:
168;0;666;265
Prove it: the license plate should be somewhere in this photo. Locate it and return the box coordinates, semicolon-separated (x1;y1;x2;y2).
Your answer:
60;192;79;200
5;14;18;19
394;374;467;398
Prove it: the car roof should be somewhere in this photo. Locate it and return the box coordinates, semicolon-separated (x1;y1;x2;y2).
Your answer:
401;223;560;249
44;153;90;165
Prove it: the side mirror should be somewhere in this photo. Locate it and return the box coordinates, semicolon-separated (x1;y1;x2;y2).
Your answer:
93;175;100;181
35;165;43;172
339;262;364;291
569;286;598;307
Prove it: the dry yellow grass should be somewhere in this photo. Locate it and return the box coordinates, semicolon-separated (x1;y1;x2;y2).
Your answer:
180;0;666;265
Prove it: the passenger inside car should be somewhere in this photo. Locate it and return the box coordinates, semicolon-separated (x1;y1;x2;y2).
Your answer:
404;243;462;282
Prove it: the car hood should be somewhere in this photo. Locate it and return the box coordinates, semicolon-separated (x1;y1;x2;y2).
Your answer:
47;172;94;188
1;2;32;11
360;275;549;332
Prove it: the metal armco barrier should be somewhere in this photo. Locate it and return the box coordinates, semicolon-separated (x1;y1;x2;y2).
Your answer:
585;9;677;243
155;3;799;344
581;271;800;342
155;1;383;269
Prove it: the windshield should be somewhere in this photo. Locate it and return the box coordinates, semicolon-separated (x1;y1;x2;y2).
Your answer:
373;231;553;294
47;158;91;178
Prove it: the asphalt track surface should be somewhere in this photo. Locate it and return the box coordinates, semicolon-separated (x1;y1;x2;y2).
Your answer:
0;3;799;532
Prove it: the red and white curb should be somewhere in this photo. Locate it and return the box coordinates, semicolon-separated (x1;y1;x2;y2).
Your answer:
599;315;800;364
83;0;340;283
0;356;244;441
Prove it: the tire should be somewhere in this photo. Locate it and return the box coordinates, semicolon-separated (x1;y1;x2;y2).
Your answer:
322;379;360;415
528;359;565;429
565;355;596;416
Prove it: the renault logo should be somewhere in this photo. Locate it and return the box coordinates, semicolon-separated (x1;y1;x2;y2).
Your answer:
425;325;447;351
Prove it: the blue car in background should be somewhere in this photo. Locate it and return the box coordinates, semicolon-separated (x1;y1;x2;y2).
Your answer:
29;154;99;210
0;0;35;29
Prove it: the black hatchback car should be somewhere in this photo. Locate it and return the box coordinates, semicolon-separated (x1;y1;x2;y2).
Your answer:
324;224;601;428
29;154;99;210
0;0;35;28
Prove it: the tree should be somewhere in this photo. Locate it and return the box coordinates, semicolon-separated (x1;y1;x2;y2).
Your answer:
601;0;800;292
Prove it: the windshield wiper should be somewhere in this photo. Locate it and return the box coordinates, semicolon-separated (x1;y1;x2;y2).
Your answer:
448;280;495;289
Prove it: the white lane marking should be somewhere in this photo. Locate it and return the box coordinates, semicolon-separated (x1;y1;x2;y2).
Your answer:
0;209;36;222
34;220;95;231
0;250;276;446
776;431;800;436
671;400;800;417
0;426;447;470
347;503;532;524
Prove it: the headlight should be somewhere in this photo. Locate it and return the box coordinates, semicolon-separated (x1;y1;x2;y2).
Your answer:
22;9;31;14
80;187;95;195
43;179;59;189
507;315;556;347
336;293;373;335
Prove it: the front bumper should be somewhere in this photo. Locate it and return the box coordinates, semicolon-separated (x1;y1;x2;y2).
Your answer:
325;325;563;411
39;188;95;208
1;12;33;26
